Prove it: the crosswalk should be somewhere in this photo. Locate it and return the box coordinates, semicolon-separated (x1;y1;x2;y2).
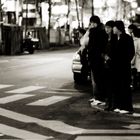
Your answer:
0;94;34;104
0;84;140;139
6;86;45;94
0;84;71;106
0;84;73;139
0;124;52;140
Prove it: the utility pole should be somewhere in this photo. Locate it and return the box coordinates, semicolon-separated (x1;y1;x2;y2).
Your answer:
91;0;94;16
25;0;28;38
0;0;2;22
0;0;2;50
48;0;51;43
75;0;80;28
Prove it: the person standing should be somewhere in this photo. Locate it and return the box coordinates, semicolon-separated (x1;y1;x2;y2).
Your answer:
86;15;108;105
78;28;89;83
103;20;117;111
112;21;135;114
128;24;140;90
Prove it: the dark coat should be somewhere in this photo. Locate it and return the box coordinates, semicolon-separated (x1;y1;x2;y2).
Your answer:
111;33;135;111
88;24;108;68
112;33;135;73
87;24;108;101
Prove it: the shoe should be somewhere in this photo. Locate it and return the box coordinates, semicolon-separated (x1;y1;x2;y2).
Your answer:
113;108;121;113
88;98;95;103
90;99;104;106
0;133;4;136
119;110;133;114
99;102;106;106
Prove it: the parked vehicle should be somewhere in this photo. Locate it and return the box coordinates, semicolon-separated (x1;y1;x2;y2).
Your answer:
21;38;35;54
72;48;91;83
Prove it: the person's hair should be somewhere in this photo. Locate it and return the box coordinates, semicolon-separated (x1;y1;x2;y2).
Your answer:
128;24;137;31
128;24;138;37
114;20;125;32
79;28;86;35
105;20;115;28
90;15;100;25
133;28;140;37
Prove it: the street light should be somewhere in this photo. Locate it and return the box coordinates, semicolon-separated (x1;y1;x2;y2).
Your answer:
131;1;138;9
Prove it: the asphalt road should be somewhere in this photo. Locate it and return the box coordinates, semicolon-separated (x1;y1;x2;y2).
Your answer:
0;47;140;140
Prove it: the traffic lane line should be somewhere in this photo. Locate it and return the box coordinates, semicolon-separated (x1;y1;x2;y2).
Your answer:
27;95;71;106
0;94;34;104
75;136;140;140
6;86;45;94
0;84;14;89
0;107;85;135
0;123;53;140
0;108;140;135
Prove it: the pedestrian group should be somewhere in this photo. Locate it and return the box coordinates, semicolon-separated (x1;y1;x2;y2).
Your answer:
79;15;140;114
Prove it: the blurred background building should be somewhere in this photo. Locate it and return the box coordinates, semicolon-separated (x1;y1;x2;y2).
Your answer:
0;0;140;47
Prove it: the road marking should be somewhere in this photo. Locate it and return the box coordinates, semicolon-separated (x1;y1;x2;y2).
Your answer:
0;60;9;63
134;103;140;109
28;95;71;106
0;108;140;135
0;84;14;89
123;124;140;129
82;129;140;134
75;136;140;140
132;113;140;117
0;107;85;135
0;94;34;104
6;86;45;94
0;133;4;136
0;123;53;140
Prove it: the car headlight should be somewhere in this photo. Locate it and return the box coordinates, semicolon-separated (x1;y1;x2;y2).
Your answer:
73;52;80;61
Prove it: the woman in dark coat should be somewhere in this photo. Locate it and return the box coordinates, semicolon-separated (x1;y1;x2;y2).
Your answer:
103;20;117;111
112;21;135;114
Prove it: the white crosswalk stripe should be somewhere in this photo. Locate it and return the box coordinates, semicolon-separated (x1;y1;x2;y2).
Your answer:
75;136;140;140
0;84;14;89
0;123;53;139
0;94;34;104
6;86;45;94
0;84;74;139
0;84;140;139
0;107;85;135
28;95;71;106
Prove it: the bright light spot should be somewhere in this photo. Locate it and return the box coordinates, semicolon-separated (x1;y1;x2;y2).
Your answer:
94;0;105;8
131;2;138;9
123;0;136;2
131;10;136;16
54;17;67;29
71;21;78;29
137;7;140;12
52;5;68;15
136;7;140;14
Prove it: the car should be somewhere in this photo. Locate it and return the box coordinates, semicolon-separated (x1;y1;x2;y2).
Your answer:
72;48;91;83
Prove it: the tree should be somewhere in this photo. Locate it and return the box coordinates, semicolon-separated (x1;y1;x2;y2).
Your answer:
91;0;94;16
48;0;52;43
75;0;80;28
65;0;70;28
78;0;92;28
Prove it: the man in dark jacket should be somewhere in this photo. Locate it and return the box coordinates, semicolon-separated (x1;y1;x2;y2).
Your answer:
87;15;108;105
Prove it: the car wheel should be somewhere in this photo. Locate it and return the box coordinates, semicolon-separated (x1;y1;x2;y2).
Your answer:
73;73;82;83
28;48;34;54
73;72;89;84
